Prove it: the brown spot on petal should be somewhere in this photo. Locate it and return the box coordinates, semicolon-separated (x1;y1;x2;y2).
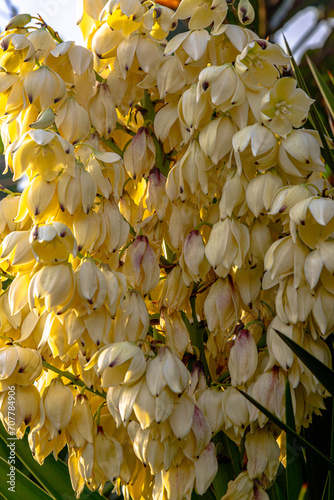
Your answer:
257;40;267;50
240;7;249;22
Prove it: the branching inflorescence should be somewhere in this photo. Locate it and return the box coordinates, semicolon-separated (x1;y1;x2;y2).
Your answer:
0;0;333;499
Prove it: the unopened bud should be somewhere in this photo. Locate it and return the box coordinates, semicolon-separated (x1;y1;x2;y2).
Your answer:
228;329;258;386
5;13;31;31
238;0;255;25
29;108;55;130
44;378;73;439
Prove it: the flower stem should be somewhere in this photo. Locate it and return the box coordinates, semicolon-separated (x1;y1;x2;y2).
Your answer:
42;360;106;399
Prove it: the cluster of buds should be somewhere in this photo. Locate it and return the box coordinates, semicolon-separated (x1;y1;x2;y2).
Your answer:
0;1;332;499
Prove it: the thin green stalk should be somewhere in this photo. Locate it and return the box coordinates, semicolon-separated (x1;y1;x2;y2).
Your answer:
101;136;124;157
194;221;213;231
42;360;106;399
94;401;106;425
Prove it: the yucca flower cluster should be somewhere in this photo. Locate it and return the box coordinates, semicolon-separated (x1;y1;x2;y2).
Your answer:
0;0;332;499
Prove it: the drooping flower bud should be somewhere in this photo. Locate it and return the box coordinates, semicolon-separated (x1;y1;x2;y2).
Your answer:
44;378;73;439
5;13;32;30
233;123;278;179
124;235;160;295
160;308;191;358
0;345;42;391
228;329;258;386
278;129;325;177
29;222;77;264
248;367;286;427
245;427;280;482
88;341;146;387
146;346;190;397
205;218;250;277
250;220;272;262
55;98;91;144
222;471;268;500
28;262;75;314
0;384;40;437
204;277;240;333
246;170;284;217
88;83;117;138
113;289;149;342
159;265;192;314
123;127;155;181
24;66;66;110
197;64;246;112
94;426;123;482
238;0;255;25
75;259;106;311
146;168;169;221
179;230;210;286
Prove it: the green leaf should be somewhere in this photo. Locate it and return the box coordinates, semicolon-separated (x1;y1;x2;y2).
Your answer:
326;398;334;500
181;297;211;384
220;432;241;478
141;90;156;123
267;463;287;500
238;389;334;472
151;133;169;178
306;55;334;121
285;380;306;500
211;432;237;499
267;481;286;500
212;462;233;500
0;425;75;500
274;329;334;396
0;456;53;500
191;486;216;500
